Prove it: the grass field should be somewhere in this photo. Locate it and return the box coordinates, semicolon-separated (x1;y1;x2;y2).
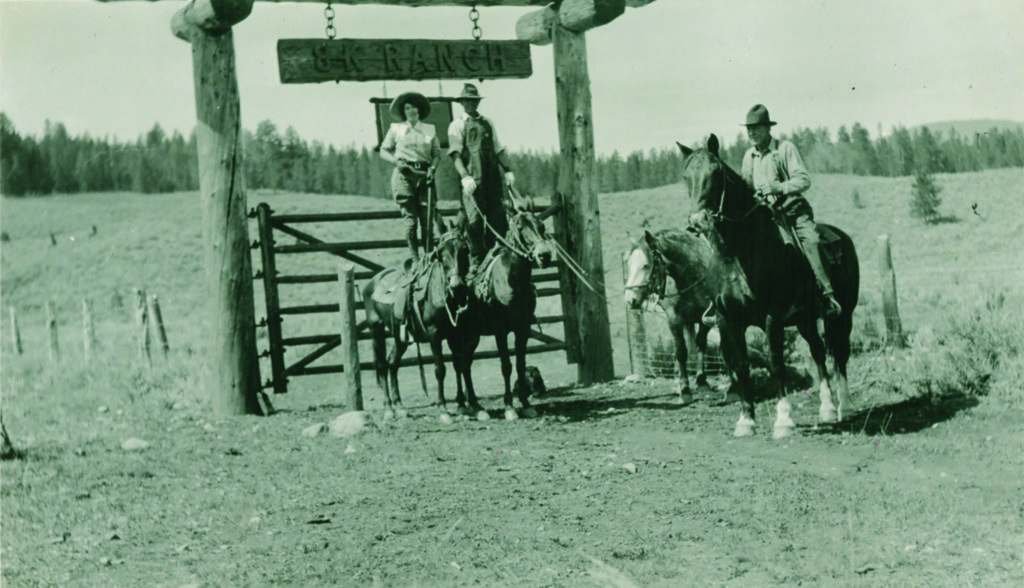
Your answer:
2;168;1022;587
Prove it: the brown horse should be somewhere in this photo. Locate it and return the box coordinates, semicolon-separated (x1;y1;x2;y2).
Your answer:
461;207;557;420
678;135;860;438
624;228;728;404
362;226;471;420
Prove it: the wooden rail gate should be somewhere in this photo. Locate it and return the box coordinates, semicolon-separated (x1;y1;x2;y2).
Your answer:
251;201;572;394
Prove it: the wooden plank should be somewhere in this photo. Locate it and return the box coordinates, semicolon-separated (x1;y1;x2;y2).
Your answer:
272;223;385;272
276;271;376;284
278;39;532;84
559;0;625;33
116;0;659;8
275;240;407;254
272;204;463;224
171;0;253;37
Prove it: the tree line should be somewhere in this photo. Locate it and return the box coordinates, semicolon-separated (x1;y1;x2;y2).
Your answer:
2;112;1022;198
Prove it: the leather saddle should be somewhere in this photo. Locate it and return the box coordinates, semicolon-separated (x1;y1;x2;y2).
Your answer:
371;259;444;333
769;210;844;268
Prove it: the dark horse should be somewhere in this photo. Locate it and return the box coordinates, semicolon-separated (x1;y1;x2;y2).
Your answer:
624;228;728;404
678;135;859;437
362;226;471;420
460;207;557;421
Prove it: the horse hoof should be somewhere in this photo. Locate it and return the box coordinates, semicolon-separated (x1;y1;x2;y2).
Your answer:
504;408;519;421
677;393;694;406
476;410;490;422
819;407;838;424
734;416;756;437
383;410;395;421
734;423;756;437
523;407;538;419
773;424;797;439
439;413;453;425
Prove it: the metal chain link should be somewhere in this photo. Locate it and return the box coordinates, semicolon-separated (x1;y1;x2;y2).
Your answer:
469;5;482;41
324;2;337;40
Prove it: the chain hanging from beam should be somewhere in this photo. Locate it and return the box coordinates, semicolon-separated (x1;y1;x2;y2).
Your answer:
469;5;483;41
324;2;337;40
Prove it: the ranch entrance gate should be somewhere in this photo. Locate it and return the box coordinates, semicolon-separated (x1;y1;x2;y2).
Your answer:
252;196;569;394
99;0;660;414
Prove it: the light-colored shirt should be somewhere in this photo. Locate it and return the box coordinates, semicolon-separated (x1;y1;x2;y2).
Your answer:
741;138;811;196
380;121;440;164
447;112;504;158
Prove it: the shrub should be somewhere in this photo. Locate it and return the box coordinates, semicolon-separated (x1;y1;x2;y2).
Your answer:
896;291;1022;403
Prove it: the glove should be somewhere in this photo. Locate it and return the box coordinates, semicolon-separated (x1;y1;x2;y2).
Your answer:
461;176;477;197
504;171;515;187
426;167;435;182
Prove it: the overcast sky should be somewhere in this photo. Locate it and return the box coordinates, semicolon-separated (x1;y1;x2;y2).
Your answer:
1;0;1021;154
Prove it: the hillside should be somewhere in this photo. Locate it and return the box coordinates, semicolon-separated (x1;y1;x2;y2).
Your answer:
2;168;1022;387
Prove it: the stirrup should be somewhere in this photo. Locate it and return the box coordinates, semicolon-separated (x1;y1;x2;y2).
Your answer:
823;294;842;319
701;305;718;328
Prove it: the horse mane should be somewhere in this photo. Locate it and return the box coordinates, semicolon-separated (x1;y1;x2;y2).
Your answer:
651;228;718;275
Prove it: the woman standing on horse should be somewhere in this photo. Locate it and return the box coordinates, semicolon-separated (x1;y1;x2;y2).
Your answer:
379;92;442;263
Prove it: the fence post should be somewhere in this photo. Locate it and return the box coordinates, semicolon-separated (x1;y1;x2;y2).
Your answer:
877;235;905;348
147;294;170;358
82;299;96;363
338;263;363;411
46;301;59;363
132;288;151;366
9;306;22;356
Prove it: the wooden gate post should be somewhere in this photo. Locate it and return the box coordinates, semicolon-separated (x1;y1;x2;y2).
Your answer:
147;295;170;358
878;235;905;348
9;306;22;356
46;301;59;363
256;203;288;394
132;287;151;366
173;0;263;415
82;299;96;363
338;264;364;411
552;23;614;385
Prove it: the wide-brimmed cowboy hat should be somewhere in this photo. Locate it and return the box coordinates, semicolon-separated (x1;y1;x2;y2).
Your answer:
455;83;483;101
743;104;777;127
389;92;431;121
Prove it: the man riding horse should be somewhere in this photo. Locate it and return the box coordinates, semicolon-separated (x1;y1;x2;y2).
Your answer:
703;104;842;325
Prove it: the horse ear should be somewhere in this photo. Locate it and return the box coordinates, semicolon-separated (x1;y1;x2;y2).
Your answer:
706;134;720;155
676;141;693;157
643;229;656;247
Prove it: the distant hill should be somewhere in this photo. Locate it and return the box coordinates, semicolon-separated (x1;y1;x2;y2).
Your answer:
915;119;1024;138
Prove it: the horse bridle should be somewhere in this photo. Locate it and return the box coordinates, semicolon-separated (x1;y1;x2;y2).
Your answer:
692;153;760;225
503;212;547;262
624;241;668;304
430;230;469;325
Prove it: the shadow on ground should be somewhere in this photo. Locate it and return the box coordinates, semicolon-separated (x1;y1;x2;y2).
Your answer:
810;392;980;436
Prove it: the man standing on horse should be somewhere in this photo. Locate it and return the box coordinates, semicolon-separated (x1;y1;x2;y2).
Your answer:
448;83;517;274
741;104;842;318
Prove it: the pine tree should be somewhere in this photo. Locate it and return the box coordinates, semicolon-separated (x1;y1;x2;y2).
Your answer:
910;167;943;224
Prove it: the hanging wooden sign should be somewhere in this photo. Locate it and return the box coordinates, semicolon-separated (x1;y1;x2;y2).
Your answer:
278;39;533;84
